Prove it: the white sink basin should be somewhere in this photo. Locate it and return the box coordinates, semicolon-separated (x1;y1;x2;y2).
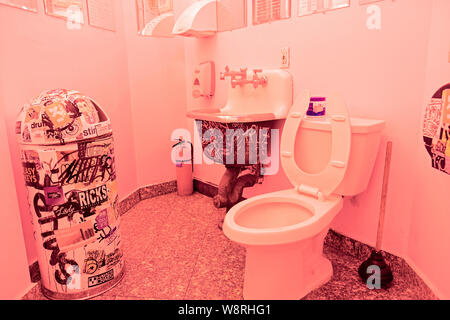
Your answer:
187;69;293;123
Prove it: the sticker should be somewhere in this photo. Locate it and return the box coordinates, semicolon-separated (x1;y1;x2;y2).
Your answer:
22;125;31;142
87;269;114;288
95;209;109;230
44;186;65;206
83;250;106;274
44;102;72;129
95;123;111;136
75;98;99;124
25;105;41;123
15;121;22;134
423;84;450;175
105;249;122;269
78;184;109;210
53;220;96;252
22;162;39;187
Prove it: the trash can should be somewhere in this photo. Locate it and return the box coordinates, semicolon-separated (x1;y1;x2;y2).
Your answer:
16;89;124;300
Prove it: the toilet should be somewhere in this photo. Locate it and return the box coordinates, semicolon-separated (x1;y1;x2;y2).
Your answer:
223;90;385;300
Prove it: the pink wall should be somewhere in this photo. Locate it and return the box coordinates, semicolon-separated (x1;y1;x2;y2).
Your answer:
0;0;138;263
0;107;31;299
184;0;432;259
407;0;450;299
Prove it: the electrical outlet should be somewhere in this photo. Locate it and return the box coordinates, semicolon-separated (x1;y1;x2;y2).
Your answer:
281;47;290;68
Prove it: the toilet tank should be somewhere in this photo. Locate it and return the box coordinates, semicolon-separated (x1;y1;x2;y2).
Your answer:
294;117;385;196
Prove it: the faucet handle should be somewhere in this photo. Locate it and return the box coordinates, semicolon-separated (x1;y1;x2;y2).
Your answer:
220;65;229;80
253;69;263;75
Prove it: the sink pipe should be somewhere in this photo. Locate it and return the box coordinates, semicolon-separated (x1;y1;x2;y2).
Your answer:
213;165;260;211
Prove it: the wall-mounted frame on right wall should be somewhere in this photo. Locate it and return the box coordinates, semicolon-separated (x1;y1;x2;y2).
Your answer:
0;0;38;12
253;0;291;25
298;0;349;17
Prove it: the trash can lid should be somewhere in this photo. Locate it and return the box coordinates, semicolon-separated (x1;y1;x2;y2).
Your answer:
16;89;112;145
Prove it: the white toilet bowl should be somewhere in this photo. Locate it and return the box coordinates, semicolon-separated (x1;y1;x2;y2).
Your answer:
223;90;385;300
223;189;342;299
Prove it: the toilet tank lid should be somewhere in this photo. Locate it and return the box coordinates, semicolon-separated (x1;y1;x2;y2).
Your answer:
300;117;385;134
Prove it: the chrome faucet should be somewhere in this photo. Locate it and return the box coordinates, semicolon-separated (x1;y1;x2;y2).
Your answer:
220;66;268;88
220;66;247;81
251;69;268;88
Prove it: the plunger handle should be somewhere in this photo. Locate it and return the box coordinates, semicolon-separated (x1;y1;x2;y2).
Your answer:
376;141;393;252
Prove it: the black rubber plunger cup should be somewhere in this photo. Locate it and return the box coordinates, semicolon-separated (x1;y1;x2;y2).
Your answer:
358;141;394;289
358;250;393;288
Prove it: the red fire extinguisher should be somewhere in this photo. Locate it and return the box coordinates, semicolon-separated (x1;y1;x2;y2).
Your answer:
172;137;193;196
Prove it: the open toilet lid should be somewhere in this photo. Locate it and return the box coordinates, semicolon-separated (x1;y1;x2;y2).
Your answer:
280;90;351;198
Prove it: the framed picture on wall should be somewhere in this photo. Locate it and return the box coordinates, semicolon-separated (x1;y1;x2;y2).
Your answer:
253;0;291;25
359;0;383;4
0;0;38;12
86;0;116;31
136;0;175;37
298;0;350;16
43;0;84;24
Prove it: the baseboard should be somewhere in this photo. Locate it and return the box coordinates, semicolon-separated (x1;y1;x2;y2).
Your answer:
118;180;177;215
193;178;218;198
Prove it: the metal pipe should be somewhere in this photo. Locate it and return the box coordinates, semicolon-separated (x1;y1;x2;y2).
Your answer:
213;166;258;210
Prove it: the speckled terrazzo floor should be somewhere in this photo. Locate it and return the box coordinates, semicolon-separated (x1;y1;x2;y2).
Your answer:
23;192;436;300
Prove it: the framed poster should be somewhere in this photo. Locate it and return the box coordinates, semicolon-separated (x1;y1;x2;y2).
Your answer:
43;0;84;24
136;0;174;37
0;0;38;12
87;0;115;31
360;0;383;4
298;0;350;16
253;0;291;25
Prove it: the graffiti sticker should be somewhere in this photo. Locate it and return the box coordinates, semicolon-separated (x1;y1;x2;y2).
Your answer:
87;269;114;288
423;84;450;175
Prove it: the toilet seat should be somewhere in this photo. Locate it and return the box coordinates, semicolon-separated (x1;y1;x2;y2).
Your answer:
223;91;351;245
223;189;343;246
280;90;351;198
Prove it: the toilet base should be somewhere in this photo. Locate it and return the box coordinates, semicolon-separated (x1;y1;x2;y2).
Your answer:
242;231;332;300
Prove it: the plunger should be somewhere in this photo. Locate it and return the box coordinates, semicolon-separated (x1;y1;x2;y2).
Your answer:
358;141;394;288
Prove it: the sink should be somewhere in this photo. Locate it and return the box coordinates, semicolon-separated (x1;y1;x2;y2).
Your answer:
187;69;293;123
189;68;292;210
187;108;278;123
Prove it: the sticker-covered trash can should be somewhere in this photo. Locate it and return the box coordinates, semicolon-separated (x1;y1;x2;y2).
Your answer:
16;89;124;300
